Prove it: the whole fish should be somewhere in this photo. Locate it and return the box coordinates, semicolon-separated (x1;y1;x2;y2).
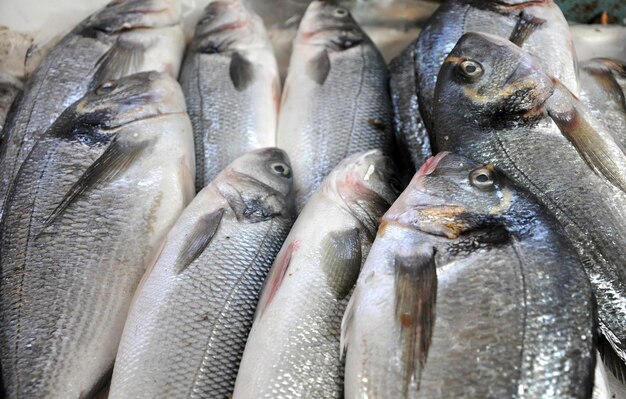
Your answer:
0;27;32;133
108;148;294;399
342;152;596;399
179;0;281;191
277;0;394;211
390;0;577;169
0;71;194;399
233;149;399;399
0;0;185;217
433;32;626;376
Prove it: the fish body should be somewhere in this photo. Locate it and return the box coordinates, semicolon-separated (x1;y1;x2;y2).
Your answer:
0;0;185;216
109;148;294;398
0;28;32;134
391;0;576;168
179;0;281;191
277;0;394;211
0;71;194;399
233;150;399;399
433;32;626;373
343;153;596;398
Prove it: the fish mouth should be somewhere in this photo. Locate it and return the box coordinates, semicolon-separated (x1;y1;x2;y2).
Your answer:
300;25;353;42
87;0;181;33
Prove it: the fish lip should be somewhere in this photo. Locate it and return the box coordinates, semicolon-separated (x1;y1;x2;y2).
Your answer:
300;25;354;42
101;110;187;131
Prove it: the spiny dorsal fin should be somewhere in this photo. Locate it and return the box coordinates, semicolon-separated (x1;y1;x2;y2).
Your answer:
174;208;225;274
306;49;331;85
91;38;145;89
394;245;437;397
321;228;362;300
229;51;255;92
40;134;151;232
509;11;546;47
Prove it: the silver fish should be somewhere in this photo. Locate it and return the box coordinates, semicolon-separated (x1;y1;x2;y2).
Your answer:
179;0;281;191
0;0;185;217
277;0;394;211
0;71;195;399
342;152;596;398
233;149;399;399
432;31;626;379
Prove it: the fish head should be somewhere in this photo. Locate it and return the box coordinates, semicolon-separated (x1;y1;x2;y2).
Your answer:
217;148;296;222
384;152;514;239
435;32;554;125
297;1;366;51
82;0;181;35
71;71;186;130
327;149;401;237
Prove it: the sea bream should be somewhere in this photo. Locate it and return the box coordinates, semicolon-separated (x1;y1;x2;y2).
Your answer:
108;148;294;399
277;0;394;211
390;0;578;169
233;149;399;399
432;32;626;376
342;152;596;398
0;0;185;218
0;71;194;399
180;0;280;192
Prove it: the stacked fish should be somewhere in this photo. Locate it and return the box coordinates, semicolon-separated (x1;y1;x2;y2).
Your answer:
0;0;623;398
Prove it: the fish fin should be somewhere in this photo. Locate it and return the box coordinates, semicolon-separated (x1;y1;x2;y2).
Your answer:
91;38;145;88
583;62;626;104
509;11;546;47
592;58;626;78
174;208;225;274
394;245;437;396
255;241;297;319
340;286;358;359
229;51;255;92
598;334;626;384
78;363;113;399
41;134;151;232
306;49;331;85
321;228;362;300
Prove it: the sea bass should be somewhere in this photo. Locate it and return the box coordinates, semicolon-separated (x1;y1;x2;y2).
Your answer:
0;0;185;216
390;0;577;169
179;0;281;191
0;71;194;399
342;152;596;399
432;32;626;375
233;149;399;399
109;148;294;398
277;0;394;211
0;27;32;133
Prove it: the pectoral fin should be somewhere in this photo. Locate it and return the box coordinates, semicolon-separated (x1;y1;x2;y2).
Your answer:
321;228;362;300
92;39;145;88
509;11;546;47
394;245;437;396
306;49;331;85
229;51;255;91
175;208;225;274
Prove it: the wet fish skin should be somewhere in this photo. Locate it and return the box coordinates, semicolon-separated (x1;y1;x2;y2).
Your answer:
0;71;194;399
391;0;576;169
433;32;626;372
180;0;281;191
0;0;185;218
277;0;394;211
233;149;399;399
108;147;293;399
343;152;596;399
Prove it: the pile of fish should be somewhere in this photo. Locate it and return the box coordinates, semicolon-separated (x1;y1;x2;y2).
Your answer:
0;0;625;397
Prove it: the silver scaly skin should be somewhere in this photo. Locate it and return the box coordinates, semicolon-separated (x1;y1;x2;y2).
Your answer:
233;150;399;399
108;148;295;398
343;152;595;399
433;32;626;376
0;71;195;399
180;0;281;192
277;0;394;211
0;0;185;219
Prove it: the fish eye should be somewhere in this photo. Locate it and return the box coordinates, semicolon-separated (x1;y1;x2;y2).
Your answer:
333;7;348;18
469;167;496;191
269;162;292;178
458;60;484;81
96;80;117;95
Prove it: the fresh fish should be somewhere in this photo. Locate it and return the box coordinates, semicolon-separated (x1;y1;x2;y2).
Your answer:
233;149;399;399
0;0;185;217
342;152;596;398
277;0;394;211
0;71;194;399
0;27;32;133
432;31;626;378
391;0;577;169
179;0;281;191
108;147;294;398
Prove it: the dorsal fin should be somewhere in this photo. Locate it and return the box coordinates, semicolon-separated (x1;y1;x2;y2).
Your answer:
509;11;546;47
